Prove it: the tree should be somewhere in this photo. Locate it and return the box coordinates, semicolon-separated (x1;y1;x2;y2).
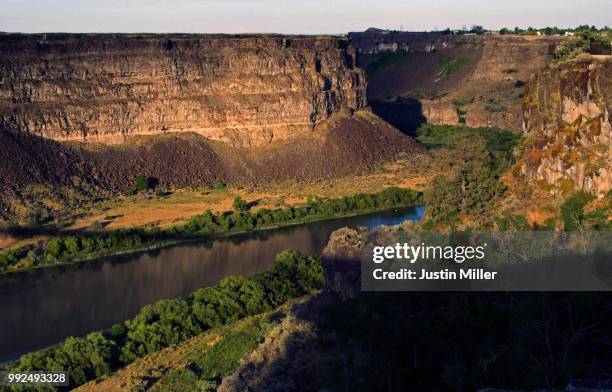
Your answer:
425;135;504;223
232;196;248;212
132;176;149;193
63;236;81;254
46;238;64;258
470;25;486;35
560;191;594;231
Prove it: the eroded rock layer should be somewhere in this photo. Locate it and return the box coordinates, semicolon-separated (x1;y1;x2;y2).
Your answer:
522;56;611;195
350;32;565;132
0;33;367;147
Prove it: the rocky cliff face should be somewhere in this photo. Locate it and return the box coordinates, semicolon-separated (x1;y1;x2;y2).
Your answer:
521;55;611;195
0;34;367;147
350;32;565;132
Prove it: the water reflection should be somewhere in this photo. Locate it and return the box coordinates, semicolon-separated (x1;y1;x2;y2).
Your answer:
0;206;424;361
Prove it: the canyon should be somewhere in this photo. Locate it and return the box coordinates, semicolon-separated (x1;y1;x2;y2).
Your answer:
349;31;566;132
0;33;425;222
0;33;366;147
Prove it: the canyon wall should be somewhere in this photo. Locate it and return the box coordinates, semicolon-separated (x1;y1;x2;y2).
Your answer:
521;55;611;195
350;32;565;131
0;33;367;147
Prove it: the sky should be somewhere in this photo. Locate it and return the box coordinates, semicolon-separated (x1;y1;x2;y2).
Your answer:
1;0;610;34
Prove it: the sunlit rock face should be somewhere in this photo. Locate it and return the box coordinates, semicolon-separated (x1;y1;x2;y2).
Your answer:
0;34;367;147
522;56;611;195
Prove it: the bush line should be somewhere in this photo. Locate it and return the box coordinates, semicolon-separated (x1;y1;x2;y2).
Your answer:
0;187;422;274
3;250;325;389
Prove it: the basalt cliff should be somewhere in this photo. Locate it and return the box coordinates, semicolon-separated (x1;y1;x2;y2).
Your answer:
0;34;425;222
349;31;566;132
0;33;367;147
521;55;611;195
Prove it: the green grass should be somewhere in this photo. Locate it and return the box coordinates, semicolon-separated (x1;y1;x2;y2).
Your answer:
437;56;470;81
153;316;272;391
362;51;423;77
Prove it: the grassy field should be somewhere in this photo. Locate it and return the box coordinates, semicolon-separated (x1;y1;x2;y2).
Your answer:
67;158;431;232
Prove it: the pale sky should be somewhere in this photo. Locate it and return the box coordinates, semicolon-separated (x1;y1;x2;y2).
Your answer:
0;0;610;34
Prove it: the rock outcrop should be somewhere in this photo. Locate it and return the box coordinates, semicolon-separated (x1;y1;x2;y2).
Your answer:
521;55;611;195
0;33;367;147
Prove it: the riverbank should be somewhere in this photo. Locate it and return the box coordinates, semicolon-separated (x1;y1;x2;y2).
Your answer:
0;188;423;276
0;206;425;362
1;250;325;389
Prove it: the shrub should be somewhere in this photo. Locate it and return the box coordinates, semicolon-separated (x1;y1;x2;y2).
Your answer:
7;250;324;389
3;188;422;273
424;134;507;223
46;238;64;258
131;176;149;193
560;191;595;230
232;196;249;212
90;220;104;230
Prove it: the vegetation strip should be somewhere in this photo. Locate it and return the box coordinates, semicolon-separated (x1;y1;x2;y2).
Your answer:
2;250;325;390
0;187;422;275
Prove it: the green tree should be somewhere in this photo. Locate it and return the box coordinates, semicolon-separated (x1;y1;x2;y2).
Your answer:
63;236;81;254
132;175;149;193
560;191;594;231
46;238;64;258
232;196;248;212
425;135;504;223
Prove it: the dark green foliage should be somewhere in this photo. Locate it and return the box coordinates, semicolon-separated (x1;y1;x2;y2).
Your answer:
6;250;324;389
554;30;611;62
470;25;486;35
415;123;521;165
0;188;421;273
0;249;19;270
423;133;508;224
131;175;149;193
560;191;595;231
212;182;227;190
182;187;421;236
128;176;158;194
232;196;248;212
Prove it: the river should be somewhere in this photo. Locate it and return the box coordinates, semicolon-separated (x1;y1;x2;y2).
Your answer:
0;206;424;362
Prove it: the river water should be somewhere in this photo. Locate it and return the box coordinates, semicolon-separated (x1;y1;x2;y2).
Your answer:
0;206;424;362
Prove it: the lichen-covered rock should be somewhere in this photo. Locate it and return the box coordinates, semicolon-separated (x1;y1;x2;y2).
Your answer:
521;55;611;195
0;33;367;147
